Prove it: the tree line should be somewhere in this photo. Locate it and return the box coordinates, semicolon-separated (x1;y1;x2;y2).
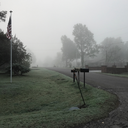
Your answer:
0;11;31;75
59;24;128;68
60;23;99;67
99;37;128;66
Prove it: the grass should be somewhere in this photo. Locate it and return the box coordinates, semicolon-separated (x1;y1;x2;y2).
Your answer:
102;72;128;78
0;68;119;128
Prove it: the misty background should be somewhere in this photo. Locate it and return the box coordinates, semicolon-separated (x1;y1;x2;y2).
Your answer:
0;0;128;67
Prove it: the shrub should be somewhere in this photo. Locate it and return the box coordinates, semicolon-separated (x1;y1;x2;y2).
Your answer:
6;63;30;75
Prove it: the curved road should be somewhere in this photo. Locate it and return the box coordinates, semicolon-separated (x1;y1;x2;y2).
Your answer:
47;67;128;128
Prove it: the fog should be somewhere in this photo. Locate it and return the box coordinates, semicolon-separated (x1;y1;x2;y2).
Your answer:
0;0;128;67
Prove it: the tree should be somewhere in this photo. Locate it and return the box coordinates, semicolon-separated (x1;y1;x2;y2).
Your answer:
61;35;79;67
53;52;64;67
6;63;30;75
0;32;31;70
100;37;124;65
26;48;36;65
73;23;99;67
0;11;7;22
123;41;128;63
0;31;10;67
12;35;32;68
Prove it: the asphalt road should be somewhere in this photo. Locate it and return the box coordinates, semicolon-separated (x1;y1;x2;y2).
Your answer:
47;67;128;128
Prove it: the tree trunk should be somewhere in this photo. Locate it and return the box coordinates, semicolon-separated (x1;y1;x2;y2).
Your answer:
66;59;68;67
81;51;84;67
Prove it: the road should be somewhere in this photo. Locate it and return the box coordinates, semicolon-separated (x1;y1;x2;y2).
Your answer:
47;67;128;128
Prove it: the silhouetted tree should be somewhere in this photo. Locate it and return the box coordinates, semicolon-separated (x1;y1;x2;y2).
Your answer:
12;35;32;67
0;32;31;69
73;23;99;67
61;35;79;67
0;31;10;67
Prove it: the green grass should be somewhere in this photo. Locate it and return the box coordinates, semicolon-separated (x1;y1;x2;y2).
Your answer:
0;68;119;128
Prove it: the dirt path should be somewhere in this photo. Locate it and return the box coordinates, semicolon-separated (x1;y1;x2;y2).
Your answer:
47;67;128;128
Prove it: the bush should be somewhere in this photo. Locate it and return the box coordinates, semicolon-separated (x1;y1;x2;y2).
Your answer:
6;63;30;75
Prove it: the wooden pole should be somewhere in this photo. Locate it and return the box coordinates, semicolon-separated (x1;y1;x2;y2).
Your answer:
76;71;86;106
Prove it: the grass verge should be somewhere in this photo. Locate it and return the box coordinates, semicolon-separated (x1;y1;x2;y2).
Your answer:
101;72;128;78
0;68;119;128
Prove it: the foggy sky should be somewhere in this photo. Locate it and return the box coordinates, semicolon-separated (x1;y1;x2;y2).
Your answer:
0;0;128;66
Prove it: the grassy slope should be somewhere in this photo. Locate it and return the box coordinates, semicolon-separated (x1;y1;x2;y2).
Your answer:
0;68;119;128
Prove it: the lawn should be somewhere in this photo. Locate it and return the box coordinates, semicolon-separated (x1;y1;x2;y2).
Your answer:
102;72;128;78
0;68;119;128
